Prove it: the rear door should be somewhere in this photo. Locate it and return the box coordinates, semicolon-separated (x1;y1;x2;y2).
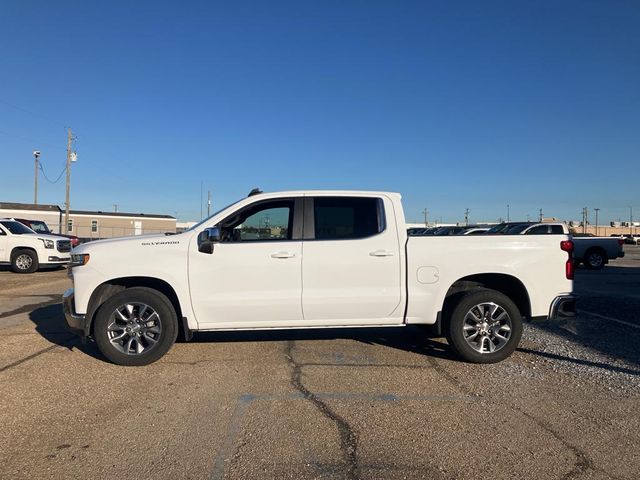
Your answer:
301;195;403;324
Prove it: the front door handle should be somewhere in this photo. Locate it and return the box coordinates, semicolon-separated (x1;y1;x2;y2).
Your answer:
369;250;395;257
271;251;296;259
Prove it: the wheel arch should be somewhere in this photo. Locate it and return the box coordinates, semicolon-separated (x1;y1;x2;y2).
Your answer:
441;273;531;326
86;276;190;340
11;246;38;258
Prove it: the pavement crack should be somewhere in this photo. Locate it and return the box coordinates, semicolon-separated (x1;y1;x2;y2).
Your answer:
284;340;359;480
515;408;594;479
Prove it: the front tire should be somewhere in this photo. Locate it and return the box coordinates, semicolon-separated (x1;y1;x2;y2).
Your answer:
94;287;178;366
446;289;523;364
11;249;39;273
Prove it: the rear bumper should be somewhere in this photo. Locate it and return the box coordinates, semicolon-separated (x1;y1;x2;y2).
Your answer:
62;288;89;338
548;295;577;320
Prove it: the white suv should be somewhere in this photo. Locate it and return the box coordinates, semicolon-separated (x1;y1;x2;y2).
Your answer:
0;219;71;273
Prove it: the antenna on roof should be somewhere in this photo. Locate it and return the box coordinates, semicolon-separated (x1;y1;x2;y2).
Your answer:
248;188;263;197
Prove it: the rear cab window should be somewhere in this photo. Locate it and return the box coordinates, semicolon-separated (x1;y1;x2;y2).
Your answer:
310;197;385;240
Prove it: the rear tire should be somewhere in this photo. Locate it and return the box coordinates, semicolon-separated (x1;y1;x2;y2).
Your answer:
583;248;606;270
11;249;39;273
94;287;178;366
446;289;523;364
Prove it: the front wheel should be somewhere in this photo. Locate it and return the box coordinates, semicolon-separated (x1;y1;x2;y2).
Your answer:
94;287;178;366
11;249;39;273
446;289;523;364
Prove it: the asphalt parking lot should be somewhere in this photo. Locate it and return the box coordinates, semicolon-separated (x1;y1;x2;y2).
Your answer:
1;248;639;480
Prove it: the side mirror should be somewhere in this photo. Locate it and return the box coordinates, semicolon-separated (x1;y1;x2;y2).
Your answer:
197;227;221;254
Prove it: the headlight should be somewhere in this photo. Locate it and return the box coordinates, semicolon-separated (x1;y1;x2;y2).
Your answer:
39;238;55;249
70;253;90;267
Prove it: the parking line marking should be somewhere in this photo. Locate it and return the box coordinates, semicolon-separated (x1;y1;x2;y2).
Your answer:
580;310;640;330
210;394;254;480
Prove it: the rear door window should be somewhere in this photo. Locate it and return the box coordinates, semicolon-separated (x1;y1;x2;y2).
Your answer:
313;197;384;240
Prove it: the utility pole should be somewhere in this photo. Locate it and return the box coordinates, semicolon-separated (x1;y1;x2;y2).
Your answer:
594;208;600;236
507;204;510;222
113;204;119;213
582;207;588;234
33;150;41;204
464;208;469;226
207;190;212;217
538;208;543;222
631;206;634;237
64;128;75;234
421;208;428;226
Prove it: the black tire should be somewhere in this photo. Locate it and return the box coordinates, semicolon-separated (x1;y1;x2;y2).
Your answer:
94;287;178;366
583;248;606;270
10;249;39;273
446;289;523;364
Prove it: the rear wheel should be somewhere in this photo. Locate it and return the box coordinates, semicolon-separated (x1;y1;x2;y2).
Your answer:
11;249;38;273
446;289;523;363
94;287;178;366
583;248;606;270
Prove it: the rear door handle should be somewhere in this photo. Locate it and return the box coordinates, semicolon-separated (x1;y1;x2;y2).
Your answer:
271;251;296;259
369;250;395;257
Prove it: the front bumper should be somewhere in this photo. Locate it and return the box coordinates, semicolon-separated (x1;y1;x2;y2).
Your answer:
62;288;88;338
548;295;577;320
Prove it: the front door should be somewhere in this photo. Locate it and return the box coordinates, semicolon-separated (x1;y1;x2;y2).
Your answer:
188;197;303;329
301;196;403;324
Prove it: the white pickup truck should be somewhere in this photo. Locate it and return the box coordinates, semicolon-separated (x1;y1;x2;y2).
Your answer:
0;219;72;273
63;190;576;366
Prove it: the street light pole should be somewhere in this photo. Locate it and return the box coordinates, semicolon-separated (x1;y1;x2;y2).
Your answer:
33;150;40;205
594;208;600;236
421;208;428;227
507;204;510;222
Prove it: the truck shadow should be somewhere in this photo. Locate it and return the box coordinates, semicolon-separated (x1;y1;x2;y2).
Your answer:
194;326;458;361
28;303;103;360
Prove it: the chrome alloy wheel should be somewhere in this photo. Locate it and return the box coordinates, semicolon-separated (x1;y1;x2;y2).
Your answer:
462;302;512;354
107;303;162;355
15;254;33;270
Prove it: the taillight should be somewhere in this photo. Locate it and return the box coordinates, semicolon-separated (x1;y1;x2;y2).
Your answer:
561;240;574;280
617;239;625;246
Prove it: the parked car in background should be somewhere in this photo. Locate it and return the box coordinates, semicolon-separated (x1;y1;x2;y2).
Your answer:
433;226;468;236
488;222;568;235
573;237;625;269
407;227;439;236
13;218;81;247
486;222;534;234
459;227;490;235
0;219;71;273
624;235;640;245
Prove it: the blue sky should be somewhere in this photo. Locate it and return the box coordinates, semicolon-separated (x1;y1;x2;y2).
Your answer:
0;0;638;224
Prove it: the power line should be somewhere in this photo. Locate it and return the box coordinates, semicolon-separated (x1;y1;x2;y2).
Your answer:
39;162;67;184
0;98;67;128
0;129;64;151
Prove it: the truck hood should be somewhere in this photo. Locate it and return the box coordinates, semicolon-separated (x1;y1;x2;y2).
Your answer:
73;232;187;254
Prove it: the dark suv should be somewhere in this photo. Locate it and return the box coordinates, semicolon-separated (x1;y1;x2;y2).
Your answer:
14;218;80;247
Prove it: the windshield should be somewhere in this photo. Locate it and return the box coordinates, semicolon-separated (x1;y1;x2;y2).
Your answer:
186;199;243;232
486;223;528;234
27;221;50;233
505;224;530;234
0;221;36;235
